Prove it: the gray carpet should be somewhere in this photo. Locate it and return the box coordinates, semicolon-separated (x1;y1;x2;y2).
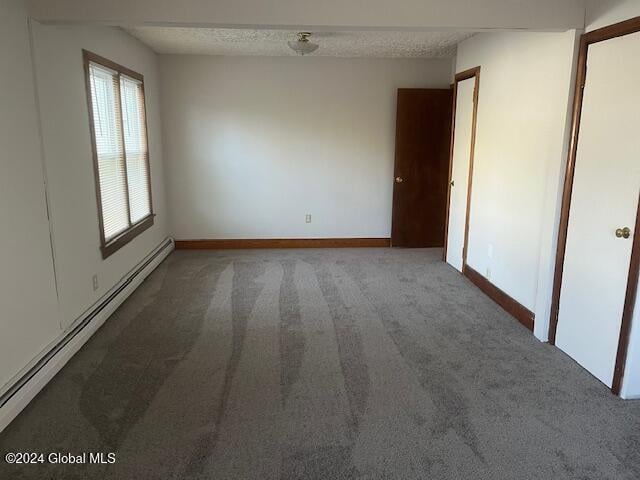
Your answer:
1;248;640;479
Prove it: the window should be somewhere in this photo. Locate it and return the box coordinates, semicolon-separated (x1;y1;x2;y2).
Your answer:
83;50;153;259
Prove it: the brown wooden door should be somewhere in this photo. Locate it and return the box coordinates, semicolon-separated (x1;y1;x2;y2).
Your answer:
391;88;453;247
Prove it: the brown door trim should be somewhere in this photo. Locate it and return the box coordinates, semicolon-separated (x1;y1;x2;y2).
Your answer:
175;238;391;250
443;67;481;265
548;16;640;396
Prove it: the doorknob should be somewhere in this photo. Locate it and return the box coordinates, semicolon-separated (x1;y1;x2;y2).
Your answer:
615;227;632;239
395;176;404;184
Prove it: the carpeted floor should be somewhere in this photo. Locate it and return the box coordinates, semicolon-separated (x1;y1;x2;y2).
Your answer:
1;248;640;479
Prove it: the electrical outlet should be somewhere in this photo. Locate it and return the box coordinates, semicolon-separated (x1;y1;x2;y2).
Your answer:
305;214;312;224
92;274;99;292
486;267;491;280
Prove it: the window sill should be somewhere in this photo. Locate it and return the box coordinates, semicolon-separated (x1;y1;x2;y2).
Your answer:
101;214;155;260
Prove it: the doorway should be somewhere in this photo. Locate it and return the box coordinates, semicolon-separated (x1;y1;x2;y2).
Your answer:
391;88;453;247
550;19;640;395
444;67;480;271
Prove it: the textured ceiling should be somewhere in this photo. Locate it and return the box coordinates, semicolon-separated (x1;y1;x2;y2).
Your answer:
125;27;475;58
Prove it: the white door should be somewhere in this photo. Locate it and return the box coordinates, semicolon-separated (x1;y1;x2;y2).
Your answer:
556;33;640;387
446;77;476;271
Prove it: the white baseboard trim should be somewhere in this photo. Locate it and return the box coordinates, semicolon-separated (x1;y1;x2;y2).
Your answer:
0;237;174;432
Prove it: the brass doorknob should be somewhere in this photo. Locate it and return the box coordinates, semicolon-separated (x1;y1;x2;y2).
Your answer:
395;176;404;184
615;227;631;239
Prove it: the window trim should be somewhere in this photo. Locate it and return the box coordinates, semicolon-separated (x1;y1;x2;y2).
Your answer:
83;50;154;259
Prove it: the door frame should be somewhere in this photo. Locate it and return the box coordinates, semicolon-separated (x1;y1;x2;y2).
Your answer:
443;67;481;268
548;16;640;396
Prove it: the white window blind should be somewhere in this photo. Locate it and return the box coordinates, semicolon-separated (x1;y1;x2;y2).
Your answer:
87;59;152;245
120;76;151;224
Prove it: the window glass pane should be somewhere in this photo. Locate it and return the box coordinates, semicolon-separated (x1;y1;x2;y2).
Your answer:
89;63;129;240
121;76;151;224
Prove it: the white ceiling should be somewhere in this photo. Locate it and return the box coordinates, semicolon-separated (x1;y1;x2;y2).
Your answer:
125;27;475;58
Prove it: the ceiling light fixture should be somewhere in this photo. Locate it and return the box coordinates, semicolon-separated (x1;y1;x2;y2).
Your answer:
288;32;319;56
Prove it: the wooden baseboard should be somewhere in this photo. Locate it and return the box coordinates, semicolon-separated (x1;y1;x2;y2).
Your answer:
175;238;391;250
463;265;535;331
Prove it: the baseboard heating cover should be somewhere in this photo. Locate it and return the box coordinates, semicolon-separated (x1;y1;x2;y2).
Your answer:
0;237;174;432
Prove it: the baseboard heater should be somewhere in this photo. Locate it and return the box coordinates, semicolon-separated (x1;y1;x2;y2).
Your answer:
0;238;174;415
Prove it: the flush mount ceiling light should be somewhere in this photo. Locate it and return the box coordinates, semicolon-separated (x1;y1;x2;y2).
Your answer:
288;32;319;56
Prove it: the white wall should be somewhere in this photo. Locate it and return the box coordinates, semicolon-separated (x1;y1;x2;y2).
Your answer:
455;31;580;339
1;4;170;396
586;0;640;31
30;22;169;326
0;0;61;391
160;55;452;240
